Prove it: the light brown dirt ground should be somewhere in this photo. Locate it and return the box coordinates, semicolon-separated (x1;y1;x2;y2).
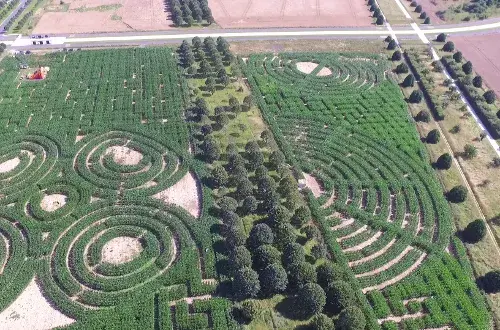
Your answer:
302;172;324;197
106;145;143;166
40;194;67;212
33;0;174;34
0;157;20;173
317;67;332;76
153;171;201;218
452;33;500;97
0;277;75;330
101;236;143;264
296;62;318;74
209;0;372;28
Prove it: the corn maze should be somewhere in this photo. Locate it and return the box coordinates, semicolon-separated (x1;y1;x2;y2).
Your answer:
0;48;236;328
243;53;490;329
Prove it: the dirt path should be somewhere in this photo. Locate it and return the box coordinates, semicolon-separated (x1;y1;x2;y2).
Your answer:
153;171;201;218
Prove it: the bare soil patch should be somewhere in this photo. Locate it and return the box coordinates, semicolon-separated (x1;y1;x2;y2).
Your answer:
302;172;324;197
317;67;333;76
296;62;318;74
40;194;67;212
153;171;201;218
0;277;75;329
416;0;468;23
452;33;500;97
0;157;20;173
209;0;372;29
106;145;143;166
101;236;143;264
33;0;174;34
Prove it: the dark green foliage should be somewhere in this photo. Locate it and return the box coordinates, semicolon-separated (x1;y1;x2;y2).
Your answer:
326;281;356;314
311;243;327;260
236;177;254;200
420;11;427;18
473;75;483;88
402;74;415;87
202;136;221;162
211;165;228;188
415;4;422;12
409;90;423;103
269;150;285;170
317;262;344;290
376;16;384;25
462;61;473;75
242;196;258;214
484;90;496;104
424;17;430;24
415;110;430;122
396;62;409;74
463;219;486;243
296;283;326;318
443;41;455;52
291;205;311;227
229;246;252;272
436;33;446;42
453;51;463;63
282;243;306;269
337;306;366;330
253;244;281;270
218;196;238;213
480;270;500;293
392;50;402;61
436;153;452;170
240;300;259;321
232;267;260;300
303;225;322;241
447;185;468;203
463;144;478;159
426;129;441;144
269;205;291;227
310;314;335;330
248;223;274;249
259;263;288;295
273;223;297;250
288;262;317;288
387;40;397;50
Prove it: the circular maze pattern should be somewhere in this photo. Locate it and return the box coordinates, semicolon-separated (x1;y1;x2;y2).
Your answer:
74;131;182;192
47;201;198;309
0;135;59;201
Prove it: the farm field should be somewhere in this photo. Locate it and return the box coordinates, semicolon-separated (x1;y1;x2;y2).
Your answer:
0;47;236;328
241;52;491;328
451;33;500;98
207;0;372;29
415;0;500;23
32;0;173;34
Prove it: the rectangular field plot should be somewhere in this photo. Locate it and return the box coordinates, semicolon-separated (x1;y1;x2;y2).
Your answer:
242;53;491;329
0;48;188;147
208;0;373;28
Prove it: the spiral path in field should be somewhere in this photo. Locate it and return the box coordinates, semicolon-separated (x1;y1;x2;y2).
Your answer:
47;202;197;309
73;131;182;192
0;135;59;200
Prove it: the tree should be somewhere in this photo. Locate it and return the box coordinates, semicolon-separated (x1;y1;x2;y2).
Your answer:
426;129;440;144
273;223;297;250
282;243;306;268
453;51;463;63
232;267;260;300
415;4;422;12
225;225;246;248
255;165;269;180
269;150;286;170
240;300;259;321
480;270;500;293
396;62;409;74
242;196;258;214
205;76;216;94
195;97;209;118
243;95;254;110
256;175;277;201
447;185;467;203
259;263;288;295
436;33;446;42
385;35;393;43
229;95;241;114
373;8;381;18
484;90;496;104
304;225;322;241
436;153;452;169
296;283;326;318
420;11;427;19
402;74;415;87
462;61;473;75
463;219;486;243
387;40;397;50
471;75;483;88
337;306;366;330
269;205;291;227
252;244;281;270
392;50;402;61
291;205;311;228
424;17;431;24
211;164;228;187
409;90;423;103
415;110;430;122
376;16;384;25
202;136;220;162
410;0;417;6
326;281;356;314
200;59;212;77
247;150;264;171
492;157;500;168
288;261;317;288
443;41;455;52
229;246;252;273
237;177;254;200
219;196;238;213
311;244;327;260
219;74;230;87
463;144;478;159
248;223;274;249
317;262;345;290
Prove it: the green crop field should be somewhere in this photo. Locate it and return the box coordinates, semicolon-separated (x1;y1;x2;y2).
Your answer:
242;53;491;329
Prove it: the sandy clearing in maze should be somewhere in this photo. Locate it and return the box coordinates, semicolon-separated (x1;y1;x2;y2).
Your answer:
0;157;20;173
208;0;372;29
106;145;143;166
317;67;333;76
153;171;201;218
296;62;319;74
40;194;67;212
302;172;324;197
0;277;75;329
33;0;174;34
101;237;144;264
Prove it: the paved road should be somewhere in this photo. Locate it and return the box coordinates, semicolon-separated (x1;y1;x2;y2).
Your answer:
0;0;27;32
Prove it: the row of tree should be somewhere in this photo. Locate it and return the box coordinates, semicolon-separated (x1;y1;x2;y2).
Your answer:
169;0;214;26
